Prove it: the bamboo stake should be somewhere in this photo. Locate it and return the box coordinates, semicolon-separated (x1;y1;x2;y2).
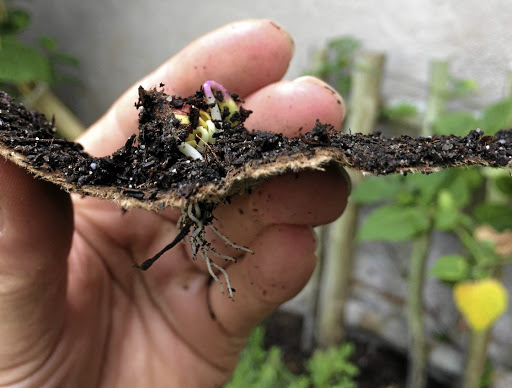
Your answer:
406;59;449;388
316;52;385;346
407;231;432;388
422;61;449;137
17;83;85;140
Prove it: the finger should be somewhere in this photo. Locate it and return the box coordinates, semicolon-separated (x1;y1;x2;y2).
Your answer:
79;19;295;156
0;159;72;378
160;224;316;371
244;75;345;134
210;224;317;336
188;76;348;261
205;166;348;259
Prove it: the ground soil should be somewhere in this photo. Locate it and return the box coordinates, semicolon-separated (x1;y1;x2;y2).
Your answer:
264;310;453;388
0;87;510;211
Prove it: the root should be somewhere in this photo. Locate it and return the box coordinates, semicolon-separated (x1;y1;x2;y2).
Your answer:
135;201;250;300
209;224;254;254
133;222;193;270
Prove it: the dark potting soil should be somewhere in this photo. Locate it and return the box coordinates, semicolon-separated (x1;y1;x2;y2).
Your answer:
0;86;511;210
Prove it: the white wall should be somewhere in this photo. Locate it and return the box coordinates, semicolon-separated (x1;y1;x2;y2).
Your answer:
22;0;512;126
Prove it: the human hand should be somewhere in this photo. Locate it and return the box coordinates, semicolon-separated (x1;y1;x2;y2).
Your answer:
0;19;349;387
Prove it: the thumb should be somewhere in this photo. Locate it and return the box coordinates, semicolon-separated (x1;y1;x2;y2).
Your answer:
0;159;72;382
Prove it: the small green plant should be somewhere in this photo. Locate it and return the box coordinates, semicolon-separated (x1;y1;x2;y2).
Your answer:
225;327;358;388
0;0;79;89
305;344;359;388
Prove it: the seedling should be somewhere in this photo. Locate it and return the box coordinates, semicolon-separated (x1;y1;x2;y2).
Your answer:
176;80;240;160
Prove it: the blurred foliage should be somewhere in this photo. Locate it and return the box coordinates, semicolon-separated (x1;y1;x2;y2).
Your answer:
304;34;511;387
381;102;419;122
0;1;79;86
434;98;512;136
225;327;358;388
304;36;360;95
352;85;512;334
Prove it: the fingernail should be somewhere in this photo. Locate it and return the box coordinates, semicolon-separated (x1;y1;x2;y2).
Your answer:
267;20;295;56
292;75;332;90
293;76;344;104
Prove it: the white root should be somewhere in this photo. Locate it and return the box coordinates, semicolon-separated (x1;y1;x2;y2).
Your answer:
178;203;243;300
178;142;203;160
202;249;224;294
209;224;254;254
202;248;235;300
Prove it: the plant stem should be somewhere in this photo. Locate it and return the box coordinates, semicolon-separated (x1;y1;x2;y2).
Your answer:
316;52;385;346
422;60;449;136
462;330;490;388
17;83;85;140
300;226;327;351
407;60;449;388
0;0;6;22
406;231;431;388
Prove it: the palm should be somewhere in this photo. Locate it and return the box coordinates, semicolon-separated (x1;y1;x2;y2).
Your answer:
66;199;239;387
0;20;348;388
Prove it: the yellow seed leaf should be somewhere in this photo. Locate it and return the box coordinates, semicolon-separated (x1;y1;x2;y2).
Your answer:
453;279;508;331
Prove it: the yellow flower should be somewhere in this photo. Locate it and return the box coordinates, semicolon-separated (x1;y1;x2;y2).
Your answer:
453;278;508;331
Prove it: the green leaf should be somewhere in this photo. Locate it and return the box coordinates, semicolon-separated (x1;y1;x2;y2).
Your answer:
457;167;484;189
381;103;418;122
430;254;469;282
358;205;431;241
307;343;358;388
351;175;403;204
481;98;512;135
327;36;360;53
434;190;460;231
473;203;512;232
405;170;451;205
442;169;482;209
38;35;58;51
433;112;480;136
0;36;53;83
225;327;299;388
0;8;31;34
50;51;80;67
449;77;478;97
493;175;512;197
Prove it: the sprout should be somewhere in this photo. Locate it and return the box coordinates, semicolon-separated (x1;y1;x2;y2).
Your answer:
175;80;241;159
205;81;240;124
178;142;203;160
